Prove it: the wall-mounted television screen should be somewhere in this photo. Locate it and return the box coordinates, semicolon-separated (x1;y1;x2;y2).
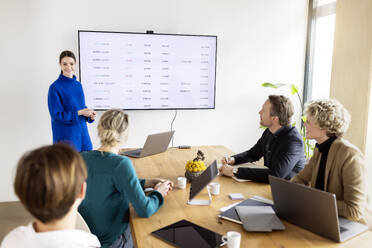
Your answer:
78;30;217;110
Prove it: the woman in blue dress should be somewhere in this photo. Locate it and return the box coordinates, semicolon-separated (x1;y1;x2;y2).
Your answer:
48;50;96;152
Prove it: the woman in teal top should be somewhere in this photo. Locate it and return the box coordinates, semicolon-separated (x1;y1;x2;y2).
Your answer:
78;109;173;248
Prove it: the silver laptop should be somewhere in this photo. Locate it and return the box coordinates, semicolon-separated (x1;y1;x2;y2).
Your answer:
121;131;175;158
269;176;368;242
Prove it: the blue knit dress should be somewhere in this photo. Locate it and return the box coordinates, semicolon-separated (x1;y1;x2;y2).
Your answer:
48;74;93;152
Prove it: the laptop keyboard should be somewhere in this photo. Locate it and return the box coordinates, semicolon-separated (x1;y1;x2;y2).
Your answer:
338;217;350;233
128;148;141;155
121;148;141;156
339;226;348;233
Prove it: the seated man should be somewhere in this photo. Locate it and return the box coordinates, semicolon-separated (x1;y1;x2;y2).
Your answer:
220;95;306;183
1;144;100;248
291;99;370;224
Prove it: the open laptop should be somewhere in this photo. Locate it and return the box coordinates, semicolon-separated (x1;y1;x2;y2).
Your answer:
269;176;368;242
121;131;175;158
188;160;218;205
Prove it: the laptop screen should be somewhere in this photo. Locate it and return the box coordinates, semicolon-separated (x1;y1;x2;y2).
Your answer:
189;160;218;200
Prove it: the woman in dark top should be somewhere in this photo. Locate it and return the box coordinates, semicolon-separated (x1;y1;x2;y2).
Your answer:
291;99;370;225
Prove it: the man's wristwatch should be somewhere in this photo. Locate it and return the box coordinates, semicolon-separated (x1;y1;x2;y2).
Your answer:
232;167;238;177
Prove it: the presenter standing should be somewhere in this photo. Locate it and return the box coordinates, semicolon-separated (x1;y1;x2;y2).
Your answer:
48;50;96;152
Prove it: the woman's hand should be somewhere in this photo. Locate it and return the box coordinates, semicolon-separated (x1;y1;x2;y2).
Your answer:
145;178;174;190
89;111;97;120
78;108;94;117
154;181;173;197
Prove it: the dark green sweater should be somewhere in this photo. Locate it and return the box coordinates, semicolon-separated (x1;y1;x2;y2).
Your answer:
78;151;164;247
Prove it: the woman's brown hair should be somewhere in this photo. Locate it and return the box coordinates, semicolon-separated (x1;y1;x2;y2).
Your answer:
59;50;76;63
14;143;87;223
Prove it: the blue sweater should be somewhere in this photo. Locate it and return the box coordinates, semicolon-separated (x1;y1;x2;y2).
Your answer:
78;151;164;248
48;74;93;152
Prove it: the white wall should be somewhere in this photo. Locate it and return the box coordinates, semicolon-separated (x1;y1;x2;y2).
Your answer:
0;0;308;201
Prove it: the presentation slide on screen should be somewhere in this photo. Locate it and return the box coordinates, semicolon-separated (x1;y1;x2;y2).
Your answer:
79;31;217;110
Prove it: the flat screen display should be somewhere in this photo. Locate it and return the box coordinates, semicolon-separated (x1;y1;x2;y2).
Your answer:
78;30;217;110
152;219;223;248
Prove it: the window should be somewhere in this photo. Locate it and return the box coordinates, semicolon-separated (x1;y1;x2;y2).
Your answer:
303;0;337;102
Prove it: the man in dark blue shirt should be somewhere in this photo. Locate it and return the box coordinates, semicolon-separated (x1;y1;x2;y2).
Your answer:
220;95;306;183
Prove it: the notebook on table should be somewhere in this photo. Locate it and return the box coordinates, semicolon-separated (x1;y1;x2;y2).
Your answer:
235;205;285;232
218;198;272;224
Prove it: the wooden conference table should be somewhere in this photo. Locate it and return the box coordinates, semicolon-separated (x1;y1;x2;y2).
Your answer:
127;145;372;248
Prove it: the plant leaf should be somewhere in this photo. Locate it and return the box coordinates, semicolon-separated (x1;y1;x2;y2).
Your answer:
262;82;278;88
262;82;287;89
290;84;299;95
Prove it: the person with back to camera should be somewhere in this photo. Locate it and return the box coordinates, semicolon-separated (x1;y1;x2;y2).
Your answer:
78;109;174;248
291;99;371;225
1;143;100;248
48;50;96;152
219;95;306;183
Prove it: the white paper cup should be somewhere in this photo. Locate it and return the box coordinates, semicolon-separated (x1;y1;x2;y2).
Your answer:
177;177;187;189
221;231;241;248
209;182;220;195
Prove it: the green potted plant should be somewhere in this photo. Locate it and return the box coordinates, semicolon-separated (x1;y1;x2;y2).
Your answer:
261;82;314;159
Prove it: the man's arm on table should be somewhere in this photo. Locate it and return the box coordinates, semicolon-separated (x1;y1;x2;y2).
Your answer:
232;131;266;164
235;135;304;183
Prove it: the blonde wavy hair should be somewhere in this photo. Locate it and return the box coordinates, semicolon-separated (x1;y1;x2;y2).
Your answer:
98;109;129;147
304;99;351;137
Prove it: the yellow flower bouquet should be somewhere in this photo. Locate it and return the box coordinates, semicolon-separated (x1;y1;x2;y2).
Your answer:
184;150;206;182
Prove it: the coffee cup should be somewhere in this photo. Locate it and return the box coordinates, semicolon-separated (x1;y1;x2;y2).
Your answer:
221;231;241;248
177;176;187;189
208;182;220;195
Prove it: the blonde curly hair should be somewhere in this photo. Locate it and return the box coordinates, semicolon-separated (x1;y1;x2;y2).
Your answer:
98;109;129;147
304;99;351;137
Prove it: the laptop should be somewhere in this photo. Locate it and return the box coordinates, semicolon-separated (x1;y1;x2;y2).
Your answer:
188;160;218;205
121;131;175;158
269;176;368;242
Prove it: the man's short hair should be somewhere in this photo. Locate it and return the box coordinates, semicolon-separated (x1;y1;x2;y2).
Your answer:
268;95;294;126
14;143;87;223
